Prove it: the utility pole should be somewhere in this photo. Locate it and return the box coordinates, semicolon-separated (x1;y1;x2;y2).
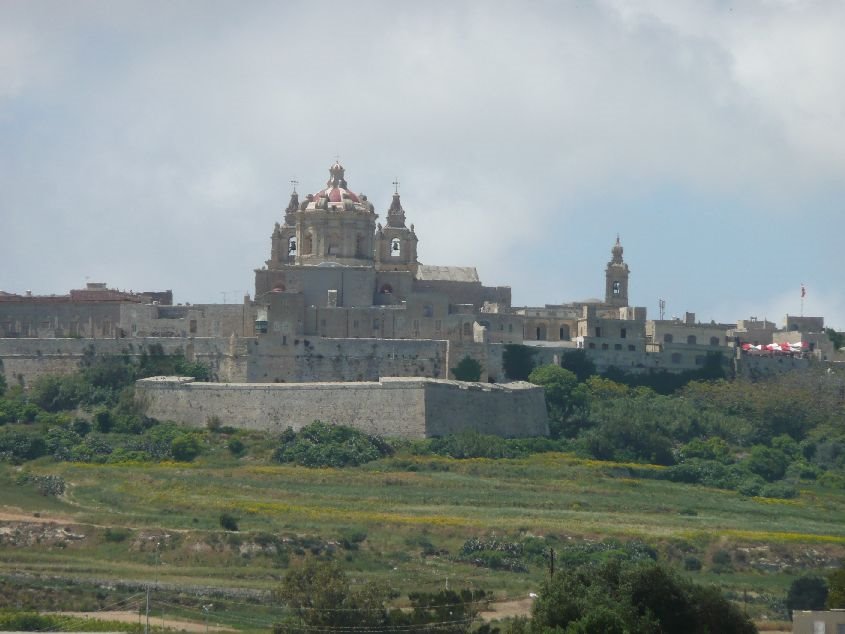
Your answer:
549;548;555;579
202;604;213;634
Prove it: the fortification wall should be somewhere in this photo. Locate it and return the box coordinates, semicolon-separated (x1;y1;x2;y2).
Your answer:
0;338;228;386
136;376;549;439
424;380;549;437
243;337;448;383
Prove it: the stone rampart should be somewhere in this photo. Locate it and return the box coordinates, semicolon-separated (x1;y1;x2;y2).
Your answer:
136;376;549;439
0;337;227;386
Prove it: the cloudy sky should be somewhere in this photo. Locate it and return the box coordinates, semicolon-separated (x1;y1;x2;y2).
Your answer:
1;1;843;327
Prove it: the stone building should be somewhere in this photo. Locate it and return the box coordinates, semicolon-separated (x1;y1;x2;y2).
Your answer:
1;160;840;388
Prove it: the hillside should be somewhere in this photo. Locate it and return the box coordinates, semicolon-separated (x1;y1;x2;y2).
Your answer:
2;354;845;629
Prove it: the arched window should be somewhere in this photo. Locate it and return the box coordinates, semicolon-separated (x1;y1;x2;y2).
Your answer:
301;234;313;255
710;336;720;346
391;238;401;257
687;335;697;345
663;333;673;343
536;324;547;340
288;236;297;256
613;281;621;296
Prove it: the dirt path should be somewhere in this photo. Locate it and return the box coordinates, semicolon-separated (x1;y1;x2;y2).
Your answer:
49;611;236;632
0;507;75;524
479;597;534;621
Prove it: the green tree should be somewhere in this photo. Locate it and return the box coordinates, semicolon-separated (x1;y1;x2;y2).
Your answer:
786;575;828;617
825;328;845;351
502;345;537;381
560;349;596;383
451;356;482;382
528;365;581;438
530;560;755;634
827;567;845;608
276;559;387;629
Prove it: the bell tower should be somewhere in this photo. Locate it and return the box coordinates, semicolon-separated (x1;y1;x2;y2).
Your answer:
374;181;418;274
604;236;629;307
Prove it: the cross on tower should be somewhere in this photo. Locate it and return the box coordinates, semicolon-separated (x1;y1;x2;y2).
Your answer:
290;178;298;194
392;178;400;194
334;153;341;164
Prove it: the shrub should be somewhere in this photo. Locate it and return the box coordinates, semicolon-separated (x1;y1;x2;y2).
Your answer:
0;430;48;463
171;434;201;462
426;431;522;459
737;476;766;497
274;422;392;468
104;527;131;543
207;416;222;432
711;549;733;573
220;512;239;532
16;473;65;496
683;556;702;571
228;437;245;456
93;408;114;433
743;445;789;482
759;482;798;499
339;529;367;550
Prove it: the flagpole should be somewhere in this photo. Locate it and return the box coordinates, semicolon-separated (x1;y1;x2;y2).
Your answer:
801;284;805;317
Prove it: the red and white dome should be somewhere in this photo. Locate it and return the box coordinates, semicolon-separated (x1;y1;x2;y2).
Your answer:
311;162;360;204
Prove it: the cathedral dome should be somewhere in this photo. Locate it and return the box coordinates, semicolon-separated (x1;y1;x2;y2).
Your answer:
310;161;361;204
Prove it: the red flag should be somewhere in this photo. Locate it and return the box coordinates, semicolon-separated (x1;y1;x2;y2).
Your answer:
801;284;806;298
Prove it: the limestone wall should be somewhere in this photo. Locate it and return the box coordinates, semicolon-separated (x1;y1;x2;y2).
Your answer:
120;304;252;338
241;337;449;383
0;301;123;338
136;376;549;439
0;337;228;387
424;380;549;437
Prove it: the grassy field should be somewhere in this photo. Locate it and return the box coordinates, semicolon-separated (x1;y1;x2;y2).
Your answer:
2;446;844;627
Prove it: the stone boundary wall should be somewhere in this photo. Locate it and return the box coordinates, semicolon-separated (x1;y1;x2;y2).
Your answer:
0;337;227;387
136;376;549;439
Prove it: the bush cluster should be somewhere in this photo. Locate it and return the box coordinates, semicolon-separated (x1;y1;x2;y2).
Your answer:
527;362;845;498
273;422;393;468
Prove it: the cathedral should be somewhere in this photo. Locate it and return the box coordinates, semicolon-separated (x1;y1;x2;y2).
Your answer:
1;161;834;389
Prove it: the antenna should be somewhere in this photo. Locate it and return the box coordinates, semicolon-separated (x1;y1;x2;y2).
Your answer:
658;298;666;321
220;290;244;304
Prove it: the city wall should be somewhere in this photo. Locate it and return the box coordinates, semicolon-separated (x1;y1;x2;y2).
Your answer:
0;337;228;387
136;376;549;439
